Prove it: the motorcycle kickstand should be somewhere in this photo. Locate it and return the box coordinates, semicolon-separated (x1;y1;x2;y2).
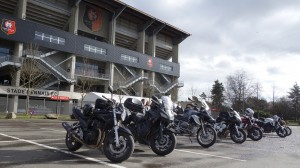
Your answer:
188;136;193;143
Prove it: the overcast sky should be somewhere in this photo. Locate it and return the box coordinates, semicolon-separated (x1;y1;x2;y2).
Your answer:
120;0;300;101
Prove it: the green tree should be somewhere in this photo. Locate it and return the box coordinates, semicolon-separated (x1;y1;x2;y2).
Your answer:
211;80;225;110
200;92;207;100
288;83;300;121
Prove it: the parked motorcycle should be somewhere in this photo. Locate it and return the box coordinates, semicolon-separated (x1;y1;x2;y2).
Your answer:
123;95;176;156
214;109;247;144
171;97;216;148
240;108;263;141
62;86;134;163
255;115;287;138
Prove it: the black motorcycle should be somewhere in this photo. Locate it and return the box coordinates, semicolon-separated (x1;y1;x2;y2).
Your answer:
213;109;247;143
123;95;176;156
255;115;287;138
62;86;134;163
171;98;216;148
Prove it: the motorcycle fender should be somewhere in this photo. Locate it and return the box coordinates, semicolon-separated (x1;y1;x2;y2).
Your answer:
107;126;133;143
229;124;239;135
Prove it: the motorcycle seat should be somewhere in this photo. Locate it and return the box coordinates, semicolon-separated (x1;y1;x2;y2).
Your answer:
73;108;88;120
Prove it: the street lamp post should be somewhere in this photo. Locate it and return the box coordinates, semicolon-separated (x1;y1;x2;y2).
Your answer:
55;79;60;115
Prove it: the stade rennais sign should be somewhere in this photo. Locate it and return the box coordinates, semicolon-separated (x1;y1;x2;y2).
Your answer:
3;86;58;97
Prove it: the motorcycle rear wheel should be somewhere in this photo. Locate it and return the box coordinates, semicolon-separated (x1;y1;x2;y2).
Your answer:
65;131;82;151
150;131;176;156
103;132;134;163
196;125;216;148
230;129;246;144
248;127;263;141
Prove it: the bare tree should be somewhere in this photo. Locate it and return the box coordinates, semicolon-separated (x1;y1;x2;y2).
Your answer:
144;85;155;99
190;85;198;97
115;88;128;103
75;57;96;107
225;70;256;112
11;43;51;115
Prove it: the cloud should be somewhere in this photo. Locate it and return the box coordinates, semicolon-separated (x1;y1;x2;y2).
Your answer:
121;0;300;101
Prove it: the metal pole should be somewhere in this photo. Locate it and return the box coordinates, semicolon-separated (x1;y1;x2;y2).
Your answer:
55;79;60;115
6;94;9;113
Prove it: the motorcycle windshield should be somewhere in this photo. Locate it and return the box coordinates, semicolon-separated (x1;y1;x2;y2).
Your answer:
232;110;242;122
161;96;174;121
200;98;211;115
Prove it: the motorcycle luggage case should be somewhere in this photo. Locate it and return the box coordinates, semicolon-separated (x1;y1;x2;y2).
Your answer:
124;98;144;112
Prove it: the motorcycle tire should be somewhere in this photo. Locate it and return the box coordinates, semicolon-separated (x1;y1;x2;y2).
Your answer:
150;131;176;156
285;127;292;136
230;129;246;144
276;128;287;138
196;125;216;148
103;132;135;163
248;127;263;141
65;131;82;152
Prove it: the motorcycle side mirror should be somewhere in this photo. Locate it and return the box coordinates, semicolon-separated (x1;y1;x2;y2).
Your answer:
188;97;192;101
108;86;113;93
152;95;159;101
151;96;160;105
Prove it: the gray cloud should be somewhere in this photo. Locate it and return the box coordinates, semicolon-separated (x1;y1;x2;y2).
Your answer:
121;0;300;100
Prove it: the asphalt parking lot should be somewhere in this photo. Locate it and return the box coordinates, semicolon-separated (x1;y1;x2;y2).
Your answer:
0;119;299;168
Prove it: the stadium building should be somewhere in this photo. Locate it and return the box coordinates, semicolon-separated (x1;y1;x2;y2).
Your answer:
0;0;190;114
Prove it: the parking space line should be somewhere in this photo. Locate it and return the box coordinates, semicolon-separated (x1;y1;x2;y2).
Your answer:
0;140;21;143
174;149;247;162
0;132;126;168
31;138;65;142
40;128;66;133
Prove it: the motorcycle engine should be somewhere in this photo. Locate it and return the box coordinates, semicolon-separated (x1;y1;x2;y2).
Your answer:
83;121;100;145
215;122;227;133
175;121;197;136
179;121;190;130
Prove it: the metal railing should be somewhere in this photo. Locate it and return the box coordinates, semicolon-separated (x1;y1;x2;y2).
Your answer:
0;55;21;64
147;78;184;94
75;69;110;80
114;74;148;89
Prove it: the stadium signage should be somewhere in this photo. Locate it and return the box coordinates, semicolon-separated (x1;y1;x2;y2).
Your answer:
6;87;57;97
1;18;16;35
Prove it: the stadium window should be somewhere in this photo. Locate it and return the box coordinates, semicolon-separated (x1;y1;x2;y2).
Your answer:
84;44;107;55
121;54;138;63
160;64;173;71
35;31;65;45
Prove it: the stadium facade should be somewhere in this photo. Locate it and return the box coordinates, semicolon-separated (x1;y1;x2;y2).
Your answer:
0;0;190;114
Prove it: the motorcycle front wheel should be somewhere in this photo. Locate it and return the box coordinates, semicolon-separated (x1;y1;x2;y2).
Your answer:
103;132;134;163
276;128;287;138
248;127;263;141
150;131;176;156
285;127;292;136
230;129;246;144
196;125;216;148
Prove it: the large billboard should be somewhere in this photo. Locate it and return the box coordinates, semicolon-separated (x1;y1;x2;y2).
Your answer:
78;2;110;39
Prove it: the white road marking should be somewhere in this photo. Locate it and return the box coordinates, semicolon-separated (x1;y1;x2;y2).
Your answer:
0;140;21;143
31;138;65;142
174;149;247;162
40;128;66;133
0;132;126;168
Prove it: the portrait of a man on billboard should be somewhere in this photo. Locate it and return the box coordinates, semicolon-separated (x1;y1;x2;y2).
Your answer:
83;5;102;32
